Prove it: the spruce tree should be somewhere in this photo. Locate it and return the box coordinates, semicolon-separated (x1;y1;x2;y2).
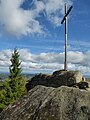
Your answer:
9;48;26;99
0;48;26;112
9;48;22;81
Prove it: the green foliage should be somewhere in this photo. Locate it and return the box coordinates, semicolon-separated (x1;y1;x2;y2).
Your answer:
0;48;26;112
0;89;6;112
9;48;26;99
9;48;22;80
0;80;13;112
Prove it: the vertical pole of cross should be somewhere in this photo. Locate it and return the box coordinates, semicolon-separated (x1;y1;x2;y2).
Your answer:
64;3;68;71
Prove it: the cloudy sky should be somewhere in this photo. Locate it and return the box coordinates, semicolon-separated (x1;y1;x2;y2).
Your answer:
0;0;90;75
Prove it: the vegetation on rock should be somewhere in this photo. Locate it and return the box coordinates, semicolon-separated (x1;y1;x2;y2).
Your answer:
1;85;90;120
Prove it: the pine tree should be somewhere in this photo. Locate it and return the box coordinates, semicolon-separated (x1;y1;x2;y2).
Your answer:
9;48;26;99
9;48;22;81
0;48;26;112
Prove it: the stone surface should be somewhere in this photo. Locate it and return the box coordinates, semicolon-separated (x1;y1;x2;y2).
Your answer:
26;70;84;91
77;82;89;89
1;85;90;120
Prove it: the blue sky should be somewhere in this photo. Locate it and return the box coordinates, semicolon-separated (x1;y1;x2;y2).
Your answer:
0;0;90;75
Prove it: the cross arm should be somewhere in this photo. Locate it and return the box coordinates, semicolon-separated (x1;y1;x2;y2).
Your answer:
61;6;73;24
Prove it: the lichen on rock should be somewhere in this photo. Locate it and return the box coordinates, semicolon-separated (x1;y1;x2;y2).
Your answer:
1;70;90;120
1;85;90;120
26;70;87;91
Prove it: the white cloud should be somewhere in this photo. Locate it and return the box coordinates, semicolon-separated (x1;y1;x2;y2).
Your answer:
19;49;35;62
0;0;72;37
0;0;44;37
0;49;90;75
44;0;72;26
0;49;12;61
67;51;84;64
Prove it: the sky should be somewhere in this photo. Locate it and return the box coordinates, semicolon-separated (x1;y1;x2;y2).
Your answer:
0;0;90;75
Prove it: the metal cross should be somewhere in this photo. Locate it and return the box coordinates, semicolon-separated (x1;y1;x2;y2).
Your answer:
61;4;73;71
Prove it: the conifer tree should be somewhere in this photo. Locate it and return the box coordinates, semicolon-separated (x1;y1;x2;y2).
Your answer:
9;48;22;81
0;48;26;112
9;48;26;99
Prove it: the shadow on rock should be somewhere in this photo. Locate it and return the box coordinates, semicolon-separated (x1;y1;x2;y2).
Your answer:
26;70;89;92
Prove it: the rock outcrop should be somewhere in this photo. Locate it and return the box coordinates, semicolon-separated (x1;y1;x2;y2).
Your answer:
26;70;88;91
1;85;90;120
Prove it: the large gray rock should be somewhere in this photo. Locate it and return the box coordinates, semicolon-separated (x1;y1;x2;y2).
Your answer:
26;70;84;91
1;85;90;120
